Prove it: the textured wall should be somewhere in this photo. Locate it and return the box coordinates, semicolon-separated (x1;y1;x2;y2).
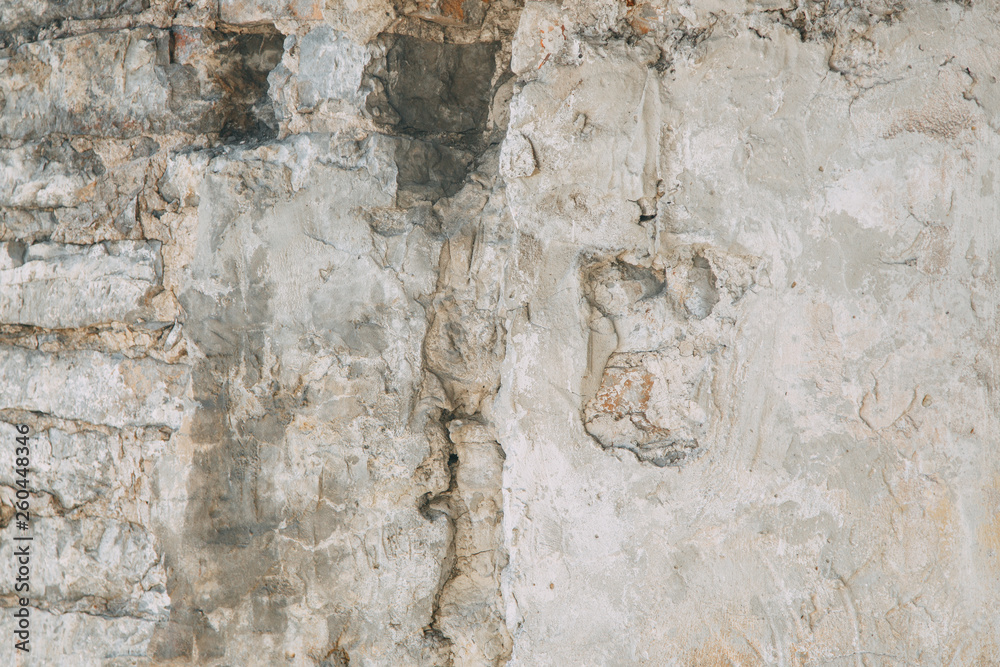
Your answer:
1;0;999;665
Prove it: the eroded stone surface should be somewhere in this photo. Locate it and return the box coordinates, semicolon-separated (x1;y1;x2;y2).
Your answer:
1;0;999;665
0;241;162;328
0;26;282;141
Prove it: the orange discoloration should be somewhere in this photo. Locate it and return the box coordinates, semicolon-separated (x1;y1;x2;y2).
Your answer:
439;0;465;20
592;367;653;419
291;0;323;20
170;27;201;65
629;19;651;35
409;0;474;26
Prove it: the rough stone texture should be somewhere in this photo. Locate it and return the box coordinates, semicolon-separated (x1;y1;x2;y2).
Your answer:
0;26;283;141
0;240;162;328
1;0;999;665
0;0;149;37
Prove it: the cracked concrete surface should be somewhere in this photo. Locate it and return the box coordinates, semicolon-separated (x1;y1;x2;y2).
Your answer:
1;0;999;665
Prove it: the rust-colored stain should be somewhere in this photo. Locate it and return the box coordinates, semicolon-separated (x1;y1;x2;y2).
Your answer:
593;367;653;419
440;0;465;20
623;2;652;35
170;26;201;65
628;17;651;34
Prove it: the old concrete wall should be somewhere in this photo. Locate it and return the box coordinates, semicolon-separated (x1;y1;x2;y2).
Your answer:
1;0;998;665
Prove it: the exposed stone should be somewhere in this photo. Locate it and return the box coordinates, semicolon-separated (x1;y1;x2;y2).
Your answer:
0;347;189;429
3;0;1000;664
0;609;157;664
0;240;162;328
0;26;283;141
0;0;148;36
0;513;167;618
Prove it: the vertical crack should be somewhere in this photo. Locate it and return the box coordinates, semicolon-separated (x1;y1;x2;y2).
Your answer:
422;413;511;666
367;19;520;663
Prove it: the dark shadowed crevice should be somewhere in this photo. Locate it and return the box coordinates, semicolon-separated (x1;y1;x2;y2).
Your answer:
365;33;506;206
371;36;499;145
164;25;285;144
213;29;286;143
362;21;517;664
